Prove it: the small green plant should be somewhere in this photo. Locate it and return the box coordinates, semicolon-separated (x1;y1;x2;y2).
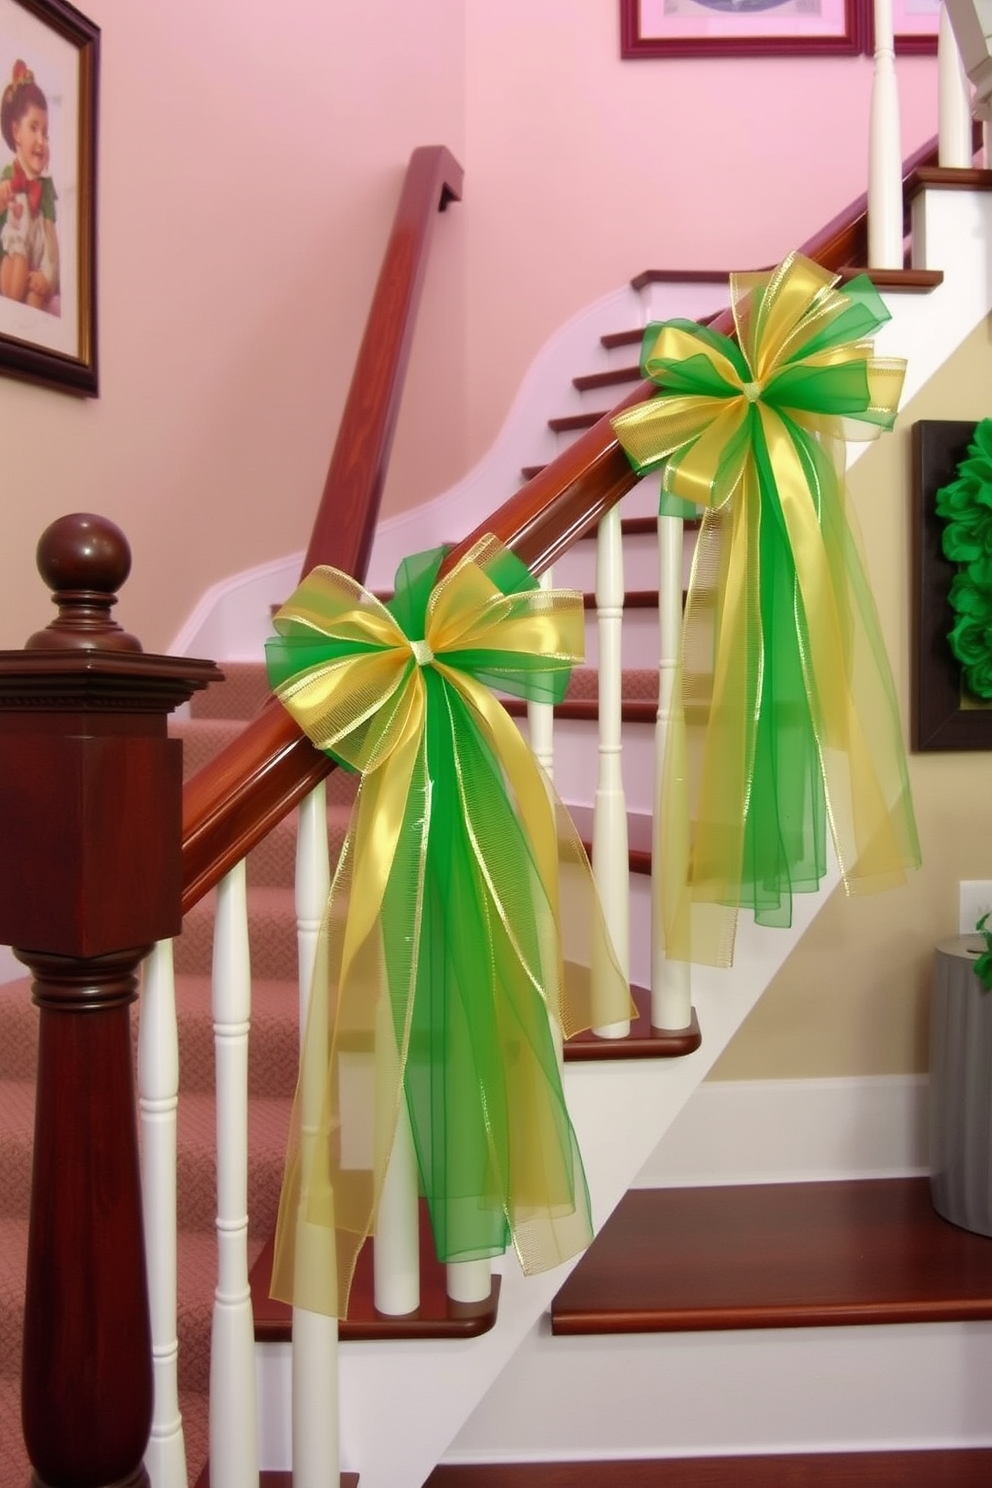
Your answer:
975;913;992;991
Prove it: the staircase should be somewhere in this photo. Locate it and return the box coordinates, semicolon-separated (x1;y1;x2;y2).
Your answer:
8;111;992;1483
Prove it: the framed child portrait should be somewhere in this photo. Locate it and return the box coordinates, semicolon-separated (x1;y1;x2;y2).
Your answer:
0;0;98;395
619;0;864;58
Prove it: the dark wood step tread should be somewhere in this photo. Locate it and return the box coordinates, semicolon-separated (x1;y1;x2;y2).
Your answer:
251;1200;500;1344
565;990;700;1061
551;1178;992;1337
426;1449;992;1486
549;410;608;434
573;365;641;392
631;268;732;291
198;1473;358;1487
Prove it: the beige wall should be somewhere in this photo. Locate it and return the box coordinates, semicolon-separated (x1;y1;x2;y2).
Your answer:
0;1;938;655
713;314;992;1080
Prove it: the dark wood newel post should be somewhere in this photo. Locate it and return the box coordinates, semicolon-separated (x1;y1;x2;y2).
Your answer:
0;514;221;1488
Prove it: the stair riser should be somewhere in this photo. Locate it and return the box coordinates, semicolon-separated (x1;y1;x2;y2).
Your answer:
441;1319;992;1465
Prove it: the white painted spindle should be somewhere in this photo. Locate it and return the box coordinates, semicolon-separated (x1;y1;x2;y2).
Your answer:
527;567;556;781
374;989;421;1315
939;2;974;166
447;1257;492;1303
591;505;631;1038
140;938;188;1488
292;782;340;1486
209;859;259;1488
651;514;692;1032
868;0;905;268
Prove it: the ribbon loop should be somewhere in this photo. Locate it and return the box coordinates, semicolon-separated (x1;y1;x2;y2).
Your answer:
612;251;920;967
266;536;633;1317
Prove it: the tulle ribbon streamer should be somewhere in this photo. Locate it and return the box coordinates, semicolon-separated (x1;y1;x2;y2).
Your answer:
611;252;920;968
266;536;633;1317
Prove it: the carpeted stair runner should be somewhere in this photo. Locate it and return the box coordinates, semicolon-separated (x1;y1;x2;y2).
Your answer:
0;650;658;1484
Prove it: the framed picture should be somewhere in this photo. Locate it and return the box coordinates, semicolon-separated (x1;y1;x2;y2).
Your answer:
619;0;864;58
860;0;940;54
0;0;98;396
911;420;992;751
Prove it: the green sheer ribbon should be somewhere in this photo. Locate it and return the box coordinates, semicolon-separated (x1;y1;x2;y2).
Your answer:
611;252;921;968
934;417;992;701
265;535;633;1317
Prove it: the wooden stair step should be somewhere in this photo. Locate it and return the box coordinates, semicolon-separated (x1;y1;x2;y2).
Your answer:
551;1178;992;1336
197;1472;358;1487
549;410;608;434
573;364;641;392
425;1449;992;1485
251;1199;500;1344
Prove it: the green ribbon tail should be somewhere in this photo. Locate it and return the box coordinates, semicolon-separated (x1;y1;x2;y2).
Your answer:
738;418;827;928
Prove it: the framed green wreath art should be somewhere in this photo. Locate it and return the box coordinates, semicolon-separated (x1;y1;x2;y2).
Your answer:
912;419;992;750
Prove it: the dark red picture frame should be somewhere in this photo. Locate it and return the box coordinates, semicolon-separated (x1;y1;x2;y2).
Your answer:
619;0;865;59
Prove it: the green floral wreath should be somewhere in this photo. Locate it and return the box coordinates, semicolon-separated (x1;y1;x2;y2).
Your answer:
934;418;992;702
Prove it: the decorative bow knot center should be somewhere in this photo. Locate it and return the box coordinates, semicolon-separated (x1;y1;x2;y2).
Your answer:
410;636;434;667
742;380;763;403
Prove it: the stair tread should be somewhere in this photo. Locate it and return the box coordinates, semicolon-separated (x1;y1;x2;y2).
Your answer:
551;1178;992;1335
250;1200;501;1344
425;1449;992;1486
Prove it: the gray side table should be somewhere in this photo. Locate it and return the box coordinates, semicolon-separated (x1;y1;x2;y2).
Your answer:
930;935;992;1237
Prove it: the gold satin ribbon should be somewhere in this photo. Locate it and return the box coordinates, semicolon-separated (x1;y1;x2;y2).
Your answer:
267;536;633;1316
613;253;920;967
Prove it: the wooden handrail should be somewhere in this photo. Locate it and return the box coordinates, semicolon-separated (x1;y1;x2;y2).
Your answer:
181;145;462;911
182;128;950;912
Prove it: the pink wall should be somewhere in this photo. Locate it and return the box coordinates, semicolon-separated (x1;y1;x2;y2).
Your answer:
0;0;937;652
462;0;939;464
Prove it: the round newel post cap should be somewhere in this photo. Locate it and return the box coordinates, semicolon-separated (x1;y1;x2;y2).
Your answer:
27;512;143;651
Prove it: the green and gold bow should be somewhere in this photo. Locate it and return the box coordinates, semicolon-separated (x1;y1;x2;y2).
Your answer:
612;252;920;967
266;536;632;1317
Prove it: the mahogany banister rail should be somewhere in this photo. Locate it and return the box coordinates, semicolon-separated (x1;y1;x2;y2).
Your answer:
181;144;463;911
182;127;957;912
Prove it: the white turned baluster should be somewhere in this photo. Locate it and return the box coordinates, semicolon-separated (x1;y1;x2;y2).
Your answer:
868;0;904;268
210;860;259;1488
292;783;339;1486
140;938;187;1488
374;987;421;1315
651;515;692;1032
592;505;631;1038
528;567;556;782
939;3;974;166
447;1258;492;1303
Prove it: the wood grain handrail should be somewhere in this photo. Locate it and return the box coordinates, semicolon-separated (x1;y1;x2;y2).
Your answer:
181;145;462;911
182;128;953;912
